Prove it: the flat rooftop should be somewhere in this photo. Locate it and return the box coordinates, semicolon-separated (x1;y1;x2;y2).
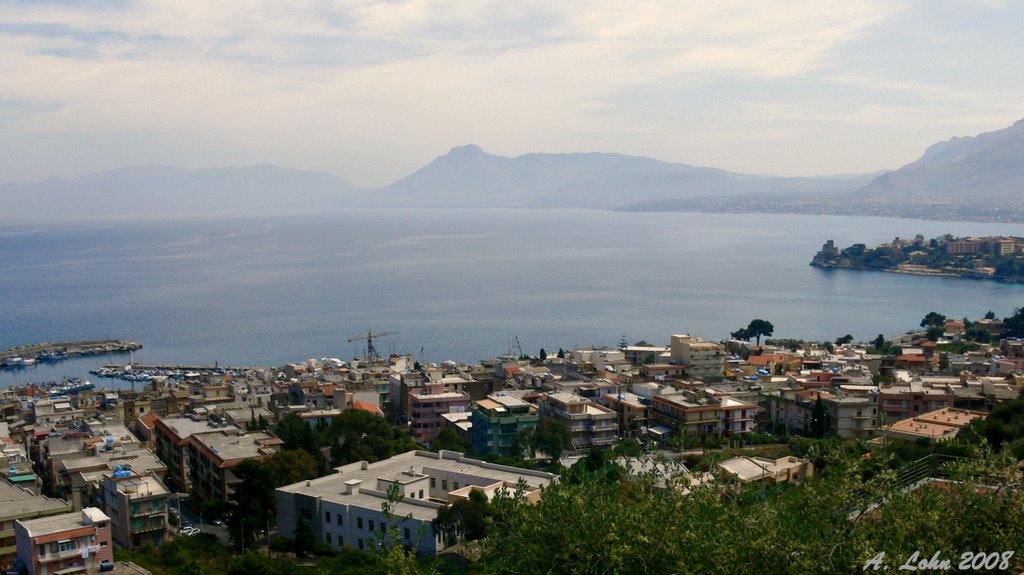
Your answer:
191;431;276;463
18;508;109;538
0;482;71;519
279;450;557;522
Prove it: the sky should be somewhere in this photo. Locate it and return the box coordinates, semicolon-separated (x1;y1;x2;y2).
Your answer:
1;1;1022;188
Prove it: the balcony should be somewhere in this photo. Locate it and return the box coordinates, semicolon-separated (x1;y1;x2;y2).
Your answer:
40;546;87;563
131;520;167;534
130;506;164;518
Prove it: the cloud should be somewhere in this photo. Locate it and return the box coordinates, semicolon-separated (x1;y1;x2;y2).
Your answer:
0;1;1017;185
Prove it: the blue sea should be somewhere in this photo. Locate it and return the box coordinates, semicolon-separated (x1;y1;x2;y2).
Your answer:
3;209;1024;388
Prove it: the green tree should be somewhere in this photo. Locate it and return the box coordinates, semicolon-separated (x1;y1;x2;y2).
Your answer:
274;413;317;453
556;348;565;359
539;348;547;361
329;409;418;466
834;334;853;345
228;459;277;550
1005;306;1024;338
533;419;571;461
745;319;774;345
926;326;944;341
264;448;319;486
984;310;996;320
938;352;950;371
809;395;829;438
431;427;472;454
920;311;947;329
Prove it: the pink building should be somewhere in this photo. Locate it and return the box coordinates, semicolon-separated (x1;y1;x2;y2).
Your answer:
15;508;114;575
407;382;471;443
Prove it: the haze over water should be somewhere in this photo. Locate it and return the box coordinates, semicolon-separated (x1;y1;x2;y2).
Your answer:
3;209;1024;388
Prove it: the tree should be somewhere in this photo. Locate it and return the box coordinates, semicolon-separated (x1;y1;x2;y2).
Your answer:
926;326;944;341
984;310;996;320
539;348;547;361
873;334;886;349
938;352;950;371
328;409;418;466
743;319;774;346
431;428;471;454
834;334;853;345
533;420;571;461
556;348;565;359
264;449;318;487
809;395;829;438
730;327;752;341
434;497;487;546
1005;307;1024;338
228;459;277;550
274;413;317;453
920;311;947;329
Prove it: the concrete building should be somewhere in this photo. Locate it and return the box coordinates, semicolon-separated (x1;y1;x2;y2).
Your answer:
15;508;113;575
0;483;72;573
536;392;616;450
98;472;169;549
669;335;725;380
879;382;954;422
470;393;538;457
152;416;219;493
406;382;471;444
600;392;649;438
717;456;814;486
650;394;721;438
187;430;281;501
276;450;557;556
880;408;987;444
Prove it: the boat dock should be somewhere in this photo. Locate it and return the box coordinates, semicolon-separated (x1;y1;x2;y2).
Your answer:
0;339;142;367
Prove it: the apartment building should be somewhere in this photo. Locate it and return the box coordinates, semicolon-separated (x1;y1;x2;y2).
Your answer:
98;472;169;549
407;382;471;444
187;430;281;501
470;393;538;457
276;450;557;556
650;394;721;437
14;508;113;575
669;334;725;380
536;392;616;450
152;416;219;493
0;483;71;573
600;392;649;438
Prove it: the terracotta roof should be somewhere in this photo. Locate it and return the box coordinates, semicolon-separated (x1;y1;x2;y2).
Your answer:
352;401;384;416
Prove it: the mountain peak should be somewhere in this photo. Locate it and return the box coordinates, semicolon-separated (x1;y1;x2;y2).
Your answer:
446;144;486;157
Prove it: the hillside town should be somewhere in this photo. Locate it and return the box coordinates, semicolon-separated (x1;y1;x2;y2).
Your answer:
1;312;1023;574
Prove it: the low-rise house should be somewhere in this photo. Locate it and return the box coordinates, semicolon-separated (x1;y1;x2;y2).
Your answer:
717;456;814;486
879;407;987;444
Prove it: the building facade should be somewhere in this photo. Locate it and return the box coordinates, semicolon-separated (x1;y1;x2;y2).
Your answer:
470;393;538;457
15;508;114;575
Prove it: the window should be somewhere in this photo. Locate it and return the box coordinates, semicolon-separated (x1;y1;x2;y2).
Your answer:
300;509;313;521
441;480;447;490
336;515;343;526
358;539;364;550
380;522;385;533
404;528;411;541
325;533;332;544
369;520;375;532
325;511;331;523
418;489;424;499
453;482;459;490
357;517;363;529
430;477;436;488
339;536;344;547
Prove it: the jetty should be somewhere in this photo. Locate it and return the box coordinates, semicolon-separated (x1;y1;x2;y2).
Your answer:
0;339;142;367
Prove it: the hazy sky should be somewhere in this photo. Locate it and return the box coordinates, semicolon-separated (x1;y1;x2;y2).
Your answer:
2;1;1022;188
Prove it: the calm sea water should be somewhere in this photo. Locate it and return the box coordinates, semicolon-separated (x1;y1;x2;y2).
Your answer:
3;209;1024;388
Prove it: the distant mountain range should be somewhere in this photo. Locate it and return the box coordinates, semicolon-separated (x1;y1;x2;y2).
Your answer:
368;144;874;209
629;119;1024;221
2;119;1023;222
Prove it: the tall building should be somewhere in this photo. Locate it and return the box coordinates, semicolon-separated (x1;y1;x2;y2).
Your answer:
98;471;169;549
0;483;72;573
470;393;539;457
406;382;471;443
536;392;616;450
670;334;725;380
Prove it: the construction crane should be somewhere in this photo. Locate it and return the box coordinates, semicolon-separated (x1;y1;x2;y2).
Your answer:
348;330;399;360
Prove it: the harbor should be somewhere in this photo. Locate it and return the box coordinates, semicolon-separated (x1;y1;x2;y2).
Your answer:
0;339;142;369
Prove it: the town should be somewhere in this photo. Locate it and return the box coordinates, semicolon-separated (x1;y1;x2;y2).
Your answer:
812;234;1024;282
1;311;1023;574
